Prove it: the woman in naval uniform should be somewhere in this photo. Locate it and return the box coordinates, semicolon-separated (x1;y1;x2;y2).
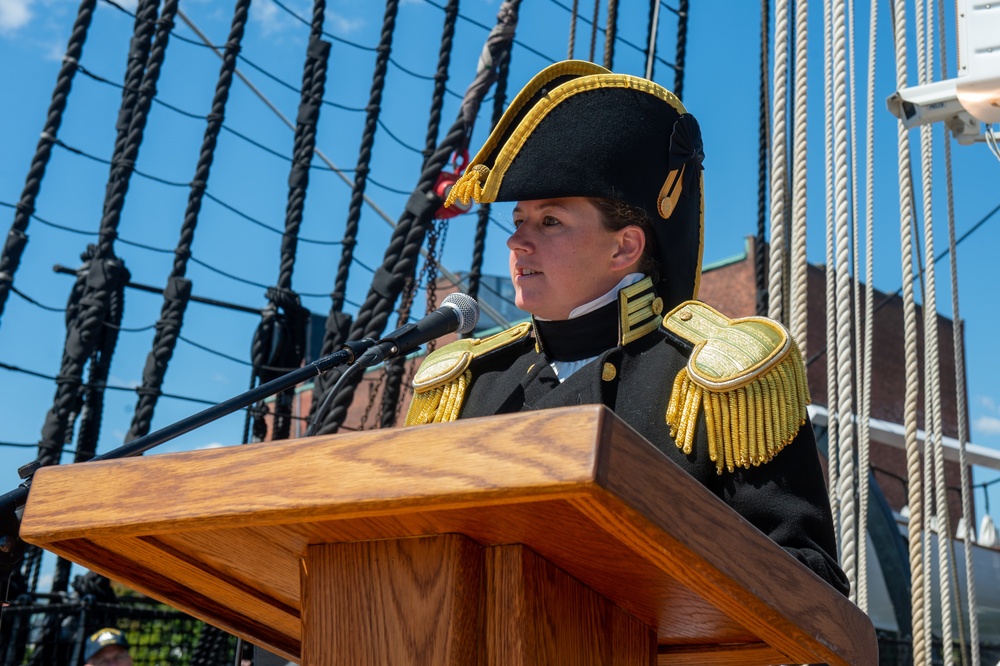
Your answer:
404;61;848;595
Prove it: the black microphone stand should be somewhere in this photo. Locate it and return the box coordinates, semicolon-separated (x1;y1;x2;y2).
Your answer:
0;337;376;584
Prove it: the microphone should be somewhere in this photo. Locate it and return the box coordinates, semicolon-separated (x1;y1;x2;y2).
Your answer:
357;292;479;367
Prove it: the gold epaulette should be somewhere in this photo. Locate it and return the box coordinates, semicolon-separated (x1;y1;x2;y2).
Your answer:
663;301;810;474
404;322;533;426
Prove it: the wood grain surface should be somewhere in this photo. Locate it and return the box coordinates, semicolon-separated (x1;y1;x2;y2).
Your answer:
20;405;876;665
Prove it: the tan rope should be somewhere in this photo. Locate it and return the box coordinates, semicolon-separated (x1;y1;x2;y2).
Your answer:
789;0;809;353
831;0;859;600
768;0;791;324
858;0;878;615
844;0;870;612
823;0;842;546
891;0;927;660
937;0;980;662
914;1;956;661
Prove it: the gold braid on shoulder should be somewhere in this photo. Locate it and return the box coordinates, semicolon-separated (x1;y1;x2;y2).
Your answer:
404;323;532;426
663;301;810;474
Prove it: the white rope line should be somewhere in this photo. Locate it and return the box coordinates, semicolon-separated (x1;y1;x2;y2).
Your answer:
915;1;956;660
846;0;869;613
823;0;842;546
832;0;858;601
789;0;809;352
891;0;926;661
768;0;791;323
859;0;877;616
938;0;981;660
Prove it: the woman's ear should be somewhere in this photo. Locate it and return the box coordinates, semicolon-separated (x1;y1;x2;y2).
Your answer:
611;225;646;271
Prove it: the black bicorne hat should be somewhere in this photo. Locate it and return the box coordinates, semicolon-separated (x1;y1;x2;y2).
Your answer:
447;60;705;311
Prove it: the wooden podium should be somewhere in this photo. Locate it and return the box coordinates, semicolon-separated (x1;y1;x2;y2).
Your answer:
19;405;876;665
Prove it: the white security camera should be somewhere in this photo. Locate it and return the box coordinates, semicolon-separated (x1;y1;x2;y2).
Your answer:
887;0;999;145
887;80;985;145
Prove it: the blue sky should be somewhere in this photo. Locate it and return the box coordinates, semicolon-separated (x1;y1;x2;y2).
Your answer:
0;0;998;539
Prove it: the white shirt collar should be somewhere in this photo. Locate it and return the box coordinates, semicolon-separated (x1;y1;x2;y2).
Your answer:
564;273;645;319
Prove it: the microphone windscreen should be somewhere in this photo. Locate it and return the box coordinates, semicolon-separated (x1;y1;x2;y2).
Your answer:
442;293;479;334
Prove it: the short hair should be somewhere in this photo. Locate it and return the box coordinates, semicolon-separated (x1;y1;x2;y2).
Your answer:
589;197;661;283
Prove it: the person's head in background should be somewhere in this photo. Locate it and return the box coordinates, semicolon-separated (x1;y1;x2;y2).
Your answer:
83;628;132;666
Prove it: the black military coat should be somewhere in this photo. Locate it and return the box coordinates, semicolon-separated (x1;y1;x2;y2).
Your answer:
450;301;849;596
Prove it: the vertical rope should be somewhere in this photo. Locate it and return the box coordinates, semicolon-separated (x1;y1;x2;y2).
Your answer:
35;0;166;470
568;0;579;59
755;0;770;317
913;0;955;660
644;0;661;80
845;0;870;611
311;0;399;415
938;0;980;661
588;0;600;63
789;0;808;352
313;0;522;435
379;0;462;428
467;48;514;301
126;0;252;442
603;0;618;69
823;0;842;546
891;0;926;660
832;0;859;601
0;0;97;323
859;0;879;616
767;0;790;324
673;0;688;99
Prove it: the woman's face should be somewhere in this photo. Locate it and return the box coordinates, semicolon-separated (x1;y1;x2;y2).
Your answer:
507;197;638;320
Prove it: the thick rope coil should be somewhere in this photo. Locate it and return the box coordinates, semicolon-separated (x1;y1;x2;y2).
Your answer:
312;0;522;436
0;0;97;323
890;0;927;660
126;0;252;443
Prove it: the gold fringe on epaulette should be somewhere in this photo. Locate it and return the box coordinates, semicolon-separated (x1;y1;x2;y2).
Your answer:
666;341;811;474
404;369;471;426
445;164;490;208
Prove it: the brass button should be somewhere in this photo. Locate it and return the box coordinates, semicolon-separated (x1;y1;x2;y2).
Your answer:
651;297;664;315
601;362;617;381
679;310;692;321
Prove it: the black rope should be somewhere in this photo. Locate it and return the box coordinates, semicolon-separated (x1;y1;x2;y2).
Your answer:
755;0;770;316
673;0;688;98
31;0;165;518
309;0;401;420
588;0;600;62
0;0;97;324
547;0;678;70
250;1;328;443
371;0;459;427
126;0;252;443
603;0;618;68
313;0;522;435
568;0;578;58
467;44;513;301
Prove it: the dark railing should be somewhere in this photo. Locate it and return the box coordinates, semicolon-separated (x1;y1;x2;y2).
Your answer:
0;593;239;666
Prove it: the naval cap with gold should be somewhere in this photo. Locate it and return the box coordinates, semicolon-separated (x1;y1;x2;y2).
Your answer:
446;60;705;311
